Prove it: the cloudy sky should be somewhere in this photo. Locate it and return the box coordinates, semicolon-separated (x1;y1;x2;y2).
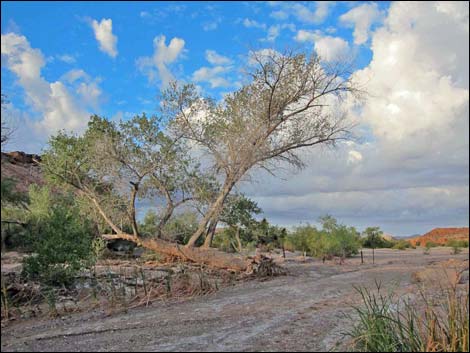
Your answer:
1;1;468;236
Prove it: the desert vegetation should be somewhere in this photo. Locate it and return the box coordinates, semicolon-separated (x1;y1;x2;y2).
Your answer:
1;41;468;353
347;271;469;352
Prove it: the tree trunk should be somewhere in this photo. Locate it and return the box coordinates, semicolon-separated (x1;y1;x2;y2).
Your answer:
186;178;235;247
235;227;242;253
203;219;218;248
102;233;249;271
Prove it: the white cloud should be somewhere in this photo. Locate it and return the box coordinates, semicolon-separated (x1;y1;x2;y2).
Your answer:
294;29;317;42
60;69;90;83
340;3;383;45
313;35;350;62
76;81;102;108
242;18;266;30
266;25;281;42
270;10;288;20
1;33;102;147
240;2;469;235
269;2;334;24
348;150;363;164
203;18;222;31
57;54;76;64
192;66;231;88
354;1;469;143
205;50;232;65
91;18;118;58
262;23;296;42
294;30;350;62
136;35;185;87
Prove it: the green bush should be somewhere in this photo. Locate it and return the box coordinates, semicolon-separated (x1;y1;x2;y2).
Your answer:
286;218;361;259
22;186;96;287
392;240;411;250
426;241;439;248
446;239;469;248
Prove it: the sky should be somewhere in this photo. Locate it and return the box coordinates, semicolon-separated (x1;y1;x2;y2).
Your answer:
1;1;469;236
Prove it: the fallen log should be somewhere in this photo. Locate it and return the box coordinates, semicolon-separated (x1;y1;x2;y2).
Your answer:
101;234;249;272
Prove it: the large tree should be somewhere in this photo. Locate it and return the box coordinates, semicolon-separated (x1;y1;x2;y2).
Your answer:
44;49;360;271
165;49;359;247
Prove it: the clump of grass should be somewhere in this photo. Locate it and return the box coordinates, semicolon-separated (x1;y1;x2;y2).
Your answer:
346;279;469;352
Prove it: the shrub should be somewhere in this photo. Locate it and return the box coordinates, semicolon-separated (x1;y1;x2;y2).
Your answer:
287;219;361;259
447;239;469;248
392;240;411;250
22;186;96;287
426;241;439;248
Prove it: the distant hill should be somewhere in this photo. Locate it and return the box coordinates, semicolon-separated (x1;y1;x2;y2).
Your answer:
409;227;469;246
1;151;44;193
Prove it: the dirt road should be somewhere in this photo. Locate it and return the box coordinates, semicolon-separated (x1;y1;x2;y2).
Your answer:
2;248;468;352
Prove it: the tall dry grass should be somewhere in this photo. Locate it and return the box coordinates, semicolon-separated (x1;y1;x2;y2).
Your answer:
347;270;469;352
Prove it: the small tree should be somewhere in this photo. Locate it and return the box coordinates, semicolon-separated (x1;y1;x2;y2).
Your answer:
362;227;383;264
205;193;261;249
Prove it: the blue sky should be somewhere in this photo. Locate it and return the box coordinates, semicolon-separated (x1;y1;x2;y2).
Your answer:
1;1;384;124
1;1;468;236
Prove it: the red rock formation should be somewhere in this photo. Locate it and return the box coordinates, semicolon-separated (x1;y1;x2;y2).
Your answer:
409;227;469;246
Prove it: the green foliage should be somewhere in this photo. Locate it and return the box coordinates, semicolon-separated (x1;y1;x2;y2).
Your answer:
426;241;439;248
1;177;28;207
220;194;261;230
447;239;469;248
446;240;468;255
212;216;285;252
139;210;160;238
392;240;412;250
286;216;361;258
42;114;212;239
249;218;283;248
362;226;392;249
163;212;199;244
22;186;96;287
1;177;30;250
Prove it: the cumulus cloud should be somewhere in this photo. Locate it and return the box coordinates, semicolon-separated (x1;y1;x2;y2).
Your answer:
57;54;76;64
242;18;266;30
269;2;334;24
294;30;350;62
136;35;185;87
240;2;469;235
261;23;296;42
1;33;102;150
192;49;235;88
192;66;231;88
90;18;118;58
340;3;383;45
205;50;232;65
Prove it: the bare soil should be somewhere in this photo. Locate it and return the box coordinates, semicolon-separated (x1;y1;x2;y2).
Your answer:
1;248;468;352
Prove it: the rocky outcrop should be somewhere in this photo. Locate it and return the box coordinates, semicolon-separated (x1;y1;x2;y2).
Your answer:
409;227;469;246
1;151;41;164
1;151;44;193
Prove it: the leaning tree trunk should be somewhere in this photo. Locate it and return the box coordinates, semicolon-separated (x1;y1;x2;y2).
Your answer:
102;233;249;271
186;178;236;247
203;219;218;248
